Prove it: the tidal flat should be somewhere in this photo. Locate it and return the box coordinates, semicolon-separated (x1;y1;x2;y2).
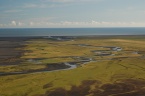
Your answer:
1;35;145;96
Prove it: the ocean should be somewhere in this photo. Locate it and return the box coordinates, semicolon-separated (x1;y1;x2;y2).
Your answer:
0;27;145;37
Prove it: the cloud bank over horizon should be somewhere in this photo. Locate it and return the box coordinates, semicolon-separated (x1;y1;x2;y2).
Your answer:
0;0;145;28
0;20;145;28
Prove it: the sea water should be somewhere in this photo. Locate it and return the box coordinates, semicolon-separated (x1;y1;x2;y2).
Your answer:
0;27;145;37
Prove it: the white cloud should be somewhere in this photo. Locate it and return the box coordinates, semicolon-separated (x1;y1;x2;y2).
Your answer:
91;21;100;24
30;22;34;26
29;17;55;22
26;21;145;27
0;24;4;27
7;21;24;27
18;22;25;26
4;10;23;13
41;0;98;3
23;0;99;9
23;4;49;8
49;0;73;3
41;0;74;3
23;3;59;8
11;21;17;26
1;20;145;28
23;4;38;8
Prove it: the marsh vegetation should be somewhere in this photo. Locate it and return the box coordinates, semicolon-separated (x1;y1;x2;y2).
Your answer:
1;36;145;96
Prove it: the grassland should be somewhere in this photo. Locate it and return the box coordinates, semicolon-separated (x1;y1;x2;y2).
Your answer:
0;36;145;96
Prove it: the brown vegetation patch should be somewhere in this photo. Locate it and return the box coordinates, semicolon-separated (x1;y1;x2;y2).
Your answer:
36;79;145;96
43;82;53;89
0;63;70;76
0;37;27;65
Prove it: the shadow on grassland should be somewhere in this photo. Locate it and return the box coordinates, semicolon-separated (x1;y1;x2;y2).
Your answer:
35;79;145;96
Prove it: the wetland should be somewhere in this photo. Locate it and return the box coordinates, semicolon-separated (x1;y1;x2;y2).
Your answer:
1;35;145;96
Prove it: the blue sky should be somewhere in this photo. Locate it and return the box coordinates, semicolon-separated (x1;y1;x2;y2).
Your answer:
0;0;145;28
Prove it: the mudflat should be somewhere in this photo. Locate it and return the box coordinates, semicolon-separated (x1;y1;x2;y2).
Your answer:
0;37;27;66
0;37;72;75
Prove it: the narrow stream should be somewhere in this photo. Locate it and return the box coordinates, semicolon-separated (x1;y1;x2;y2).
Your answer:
0;46;122;76
0;61;91;76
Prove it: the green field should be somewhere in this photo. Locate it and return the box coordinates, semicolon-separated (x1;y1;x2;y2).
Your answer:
1;36;145;96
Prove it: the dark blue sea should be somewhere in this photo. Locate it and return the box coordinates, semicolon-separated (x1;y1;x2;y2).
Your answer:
0;28;145;37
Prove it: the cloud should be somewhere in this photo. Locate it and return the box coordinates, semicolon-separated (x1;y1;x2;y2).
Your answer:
23;0;99;9
0;24;4;27
27;21;145;28
4;10;23;13
23;4;50;8
1;20;145;28
11;21;17;26
41;0;97;3
8;21;24;27
48;0;73;3
23;3;59;8
23;4;38;8
41;0;75;3
29;17;55;22
30;22;34;26
18;22;25;26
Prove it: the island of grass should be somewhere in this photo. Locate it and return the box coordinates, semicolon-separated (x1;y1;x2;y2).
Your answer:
1;35;145;96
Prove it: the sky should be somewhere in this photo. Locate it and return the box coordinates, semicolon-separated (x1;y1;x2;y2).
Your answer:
0;0;145;28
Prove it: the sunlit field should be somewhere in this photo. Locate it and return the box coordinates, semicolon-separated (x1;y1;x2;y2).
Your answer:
1;35;145;96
